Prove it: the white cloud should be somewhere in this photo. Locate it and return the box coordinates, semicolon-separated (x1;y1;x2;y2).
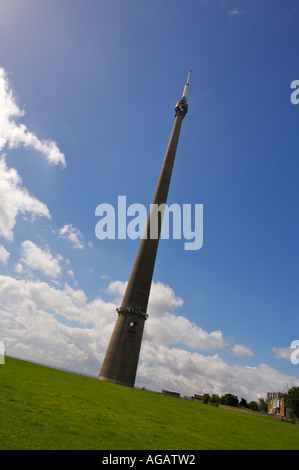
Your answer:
137;345;294;401
14;263;24;274
107;280;184;312
272;346;292;360
145;313;227;351
0;274;297;401
0;157;50;242
19;240;62;278
59;224;84;249
0;67;65;167
0;67;66;243
230;344;254;357
228;7;244;17
0;245;10;265
106;279;127;300
106;281;225;350
0;274;115;373
148;281;184;313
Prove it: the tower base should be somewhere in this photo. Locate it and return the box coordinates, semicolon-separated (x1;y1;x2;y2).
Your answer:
98;375;134;388
98;309;146;388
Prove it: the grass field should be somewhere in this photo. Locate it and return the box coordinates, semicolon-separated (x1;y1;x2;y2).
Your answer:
0;357;298;450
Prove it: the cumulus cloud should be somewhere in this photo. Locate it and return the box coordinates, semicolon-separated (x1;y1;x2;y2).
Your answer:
14;262;24;274
106;280;225;350
0;274;115;373
230;344;254;357
137;344;294;401
148;281;184;313
0;245;10;265
145;313;227;351
106;279;127;297
0;67;66;242
0;274;297;401
19;240;62;278
272;346;292;360
59;224;84;249
0;67;65;167
107;280;184;312
0;157;50;242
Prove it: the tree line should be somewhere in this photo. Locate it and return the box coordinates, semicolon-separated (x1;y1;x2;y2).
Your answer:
201;386;299;418
202;393;267;412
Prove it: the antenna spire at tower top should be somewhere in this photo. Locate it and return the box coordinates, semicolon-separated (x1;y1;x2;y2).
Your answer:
175;70;191;118
182;69;192;99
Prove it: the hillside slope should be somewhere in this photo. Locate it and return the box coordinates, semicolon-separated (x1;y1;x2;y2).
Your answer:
0;357;298;450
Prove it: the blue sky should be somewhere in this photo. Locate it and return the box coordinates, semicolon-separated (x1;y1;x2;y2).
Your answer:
0;0;298;400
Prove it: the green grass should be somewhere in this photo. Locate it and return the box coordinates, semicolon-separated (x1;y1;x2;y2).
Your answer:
0;357;298;450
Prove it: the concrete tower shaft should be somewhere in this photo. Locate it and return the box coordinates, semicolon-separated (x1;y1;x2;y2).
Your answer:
99;72;191;388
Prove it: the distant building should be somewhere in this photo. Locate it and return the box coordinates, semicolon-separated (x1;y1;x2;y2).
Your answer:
193;394;203;402
162;389;180;398
267;392;286;416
